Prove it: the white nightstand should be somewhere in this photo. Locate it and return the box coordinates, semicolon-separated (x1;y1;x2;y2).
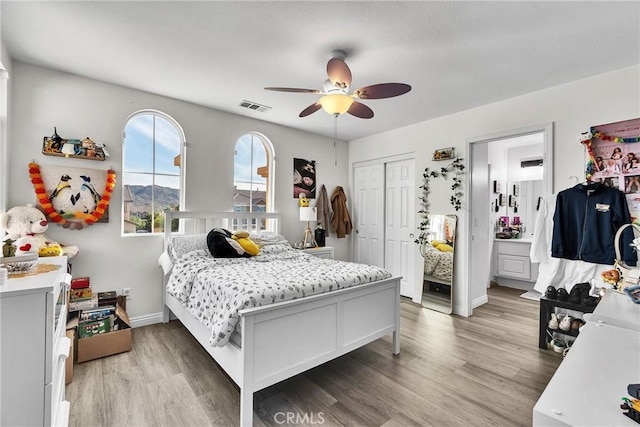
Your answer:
301;246;334;259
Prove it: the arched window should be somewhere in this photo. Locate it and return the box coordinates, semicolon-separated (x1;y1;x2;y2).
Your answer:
233;133;274;225
122;110;185;235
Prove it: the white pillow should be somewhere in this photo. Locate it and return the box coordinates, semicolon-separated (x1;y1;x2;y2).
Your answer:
249;233;290;247
167;233;208;262
158;251;173;276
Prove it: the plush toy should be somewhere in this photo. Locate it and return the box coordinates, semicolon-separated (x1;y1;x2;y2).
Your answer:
601;268;621;285
299;194;310;207
232;231;260;256
0;204;78;257
206;228;260;258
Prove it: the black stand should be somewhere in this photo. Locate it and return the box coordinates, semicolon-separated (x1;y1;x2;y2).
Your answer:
538;295;597;349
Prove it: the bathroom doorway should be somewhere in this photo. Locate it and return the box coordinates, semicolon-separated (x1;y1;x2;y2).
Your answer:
466;123;554;314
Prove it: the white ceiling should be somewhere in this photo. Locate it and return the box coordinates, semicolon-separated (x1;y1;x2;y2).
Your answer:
2;1;639;141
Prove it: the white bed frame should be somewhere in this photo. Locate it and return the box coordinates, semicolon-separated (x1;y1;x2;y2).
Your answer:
162;211;401;427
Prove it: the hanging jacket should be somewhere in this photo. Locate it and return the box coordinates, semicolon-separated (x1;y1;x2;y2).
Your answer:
552;182;636;265
330;186;352;238
315;184;332;236
532;193;599;295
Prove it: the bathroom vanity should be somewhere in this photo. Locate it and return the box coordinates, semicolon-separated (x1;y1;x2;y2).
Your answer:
493;238;539;289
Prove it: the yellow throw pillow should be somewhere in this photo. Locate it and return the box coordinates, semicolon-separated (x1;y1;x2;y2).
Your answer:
431;239;446;248
436;243;453;252
232;235;260;256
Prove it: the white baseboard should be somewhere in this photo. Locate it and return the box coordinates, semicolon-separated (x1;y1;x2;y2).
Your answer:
452;303;469;317
129;312;164;328
472;294;488;309
492;276;535;290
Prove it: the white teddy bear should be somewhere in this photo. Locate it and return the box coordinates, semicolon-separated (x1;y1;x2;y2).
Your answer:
0;204;78;257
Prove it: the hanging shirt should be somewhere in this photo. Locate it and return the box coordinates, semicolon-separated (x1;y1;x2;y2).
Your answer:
552;182;636;266
532;193;606;294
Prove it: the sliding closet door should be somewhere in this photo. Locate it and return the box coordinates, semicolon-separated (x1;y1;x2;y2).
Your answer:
353;163;385;268
353;158;416;299
385;159;415;298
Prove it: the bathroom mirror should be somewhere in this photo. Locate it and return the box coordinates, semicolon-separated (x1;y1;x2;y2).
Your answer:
507;179;544;238
421;214;456;314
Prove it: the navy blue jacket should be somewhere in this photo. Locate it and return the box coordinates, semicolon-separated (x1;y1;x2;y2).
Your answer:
552;183;636;266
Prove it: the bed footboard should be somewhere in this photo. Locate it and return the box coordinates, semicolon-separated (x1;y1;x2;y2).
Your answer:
165;276;401;427
238;276;401;426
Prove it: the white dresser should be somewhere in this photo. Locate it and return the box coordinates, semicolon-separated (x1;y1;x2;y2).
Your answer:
533;291;640;426
0;256;71;427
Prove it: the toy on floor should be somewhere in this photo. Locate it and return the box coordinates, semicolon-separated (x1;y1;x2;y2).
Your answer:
621;383;640;424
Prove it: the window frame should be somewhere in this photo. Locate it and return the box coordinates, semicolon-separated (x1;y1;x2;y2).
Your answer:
233;131;275;214
121;109;186;236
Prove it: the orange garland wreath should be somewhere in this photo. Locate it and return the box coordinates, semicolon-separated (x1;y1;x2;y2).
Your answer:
28;162;116;228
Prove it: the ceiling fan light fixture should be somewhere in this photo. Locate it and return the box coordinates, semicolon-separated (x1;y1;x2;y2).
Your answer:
319;94;354;116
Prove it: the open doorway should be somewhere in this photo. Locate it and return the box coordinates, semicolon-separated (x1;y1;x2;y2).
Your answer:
466;124;554;313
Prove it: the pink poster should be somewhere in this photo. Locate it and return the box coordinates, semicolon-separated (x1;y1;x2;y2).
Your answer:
586;118;640;223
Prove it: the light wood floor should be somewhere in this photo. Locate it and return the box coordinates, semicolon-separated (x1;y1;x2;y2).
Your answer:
67;285;562;427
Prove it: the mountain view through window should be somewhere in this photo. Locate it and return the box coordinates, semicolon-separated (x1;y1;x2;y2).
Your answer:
122;112;183;234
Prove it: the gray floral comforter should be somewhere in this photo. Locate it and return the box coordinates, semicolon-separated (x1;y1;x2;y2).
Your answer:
166;244;392;347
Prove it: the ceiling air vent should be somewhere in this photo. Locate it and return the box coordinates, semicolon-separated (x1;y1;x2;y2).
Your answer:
239;100;271;113
521;158;543;168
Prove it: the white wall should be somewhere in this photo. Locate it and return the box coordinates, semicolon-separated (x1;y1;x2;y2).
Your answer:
349;65;640;315
6;62;350;322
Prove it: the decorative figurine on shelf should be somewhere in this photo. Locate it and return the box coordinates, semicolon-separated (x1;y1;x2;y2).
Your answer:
2;239;16;258
51;127;63;151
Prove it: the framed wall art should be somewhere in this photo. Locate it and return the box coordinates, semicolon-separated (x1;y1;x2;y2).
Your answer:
293;158;316;199
583;117;640;223
432;147;454;161
29;163;116;230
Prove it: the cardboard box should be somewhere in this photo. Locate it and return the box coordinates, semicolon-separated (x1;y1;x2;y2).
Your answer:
77;304;131;363
65;329;75;385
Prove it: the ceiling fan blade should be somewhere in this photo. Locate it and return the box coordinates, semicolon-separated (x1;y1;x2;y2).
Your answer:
265;87;321;94
352;83;411;99
347;101;374;119
327;58;352;90
299;103;322;118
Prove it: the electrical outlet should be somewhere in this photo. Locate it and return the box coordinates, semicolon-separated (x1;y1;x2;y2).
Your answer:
122;287;132;300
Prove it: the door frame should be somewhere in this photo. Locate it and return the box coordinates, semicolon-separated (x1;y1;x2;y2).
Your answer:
465;123;554;315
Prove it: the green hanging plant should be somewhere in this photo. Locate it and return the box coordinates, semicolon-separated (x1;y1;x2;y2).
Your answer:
415;157;465;247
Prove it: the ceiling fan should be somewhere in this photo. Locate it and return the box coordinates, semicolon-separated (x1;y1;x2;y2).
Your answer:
265;50;411;119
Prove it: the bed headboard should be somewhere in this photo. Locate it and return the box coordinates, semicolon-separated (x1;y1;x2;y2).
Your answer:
163;211;281;250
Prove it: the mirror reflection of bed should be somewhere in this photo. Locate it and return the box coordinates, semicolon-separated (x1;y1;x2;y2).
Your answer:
421;214;456;314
